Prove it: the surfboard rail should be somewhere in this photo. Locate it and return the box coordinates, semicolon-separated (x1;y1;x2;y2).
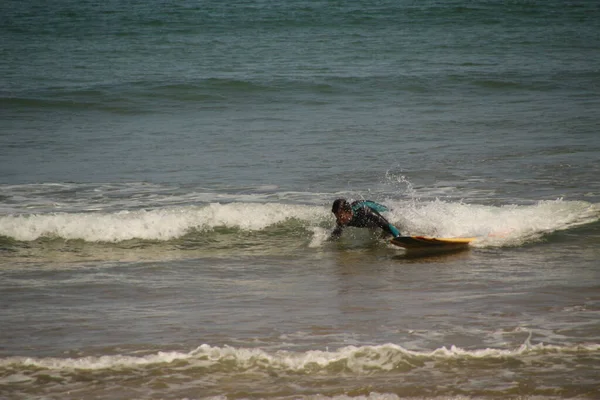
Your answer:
391;236;476;249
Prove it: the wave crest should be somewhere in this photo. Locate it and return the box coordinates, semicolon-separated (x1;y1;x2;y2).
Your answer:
3;342;599;373
0;199;597;247
0;203;329;242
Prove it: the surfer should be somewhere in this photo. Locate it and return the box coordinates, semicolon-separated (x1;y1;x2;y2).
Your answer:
329;198;401;240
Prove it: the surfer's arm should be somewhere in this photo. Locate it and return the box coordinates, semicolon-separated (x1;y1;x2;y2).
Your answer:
365;211;401;237
387;223;401;237
329;224;344;240
380;220;401;237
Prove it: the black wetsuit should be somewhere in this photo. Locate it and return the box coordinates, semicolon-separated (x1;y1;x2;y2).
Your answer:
330;200;401;239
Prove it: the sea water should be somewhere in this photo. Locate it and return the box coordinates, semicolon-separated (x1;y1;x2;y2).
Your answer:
1;1;599;399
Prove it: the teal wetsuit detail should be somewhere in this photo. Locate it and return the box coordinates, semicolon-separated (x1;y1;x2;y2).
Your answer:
361;201;400;237
388;224;400;237
351;201;389;214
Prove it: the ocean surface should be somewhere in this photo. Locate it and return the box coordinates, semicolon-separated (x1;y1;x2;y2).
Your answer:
1;1;600;399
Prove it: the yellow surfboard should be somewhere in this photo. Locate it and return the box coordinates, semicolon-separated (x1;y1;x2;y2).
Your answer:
391;236;476;251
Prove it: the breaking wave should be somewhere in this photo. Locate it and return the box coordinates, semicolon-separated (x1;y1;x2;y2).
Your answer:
3;341;599;373
0;199;598;248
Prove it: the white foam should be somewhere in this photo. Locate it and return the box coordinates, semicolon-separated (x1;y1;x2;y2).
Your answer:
387;198;599;247
308;226;330;247
0;203;330;242
0;199;597;246
5;350;194;371
3;342;598;372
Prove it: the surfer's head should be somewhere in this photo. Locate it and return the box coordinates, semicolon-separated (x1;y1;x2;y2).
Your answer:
332;198;353;225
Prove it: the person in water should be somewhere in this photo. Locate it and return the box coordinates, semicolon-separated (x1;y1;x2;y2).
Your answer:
330;198;401;240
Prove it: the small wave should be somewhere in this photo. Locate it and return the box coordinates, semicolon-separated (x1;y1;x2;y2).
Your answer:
0;96;100;110
391;198;600;247
0;199;598;246
0;203;329;242
2;342;598;373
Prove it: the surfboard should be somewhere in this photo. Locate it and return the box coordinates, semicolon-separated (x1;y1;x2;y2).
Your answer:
390;236;476;251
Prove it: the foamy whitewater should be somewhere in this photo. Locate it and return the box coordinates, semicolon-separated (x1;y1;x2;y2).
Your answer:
2;0;600;398
1;196;597;246
6;341;600;373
